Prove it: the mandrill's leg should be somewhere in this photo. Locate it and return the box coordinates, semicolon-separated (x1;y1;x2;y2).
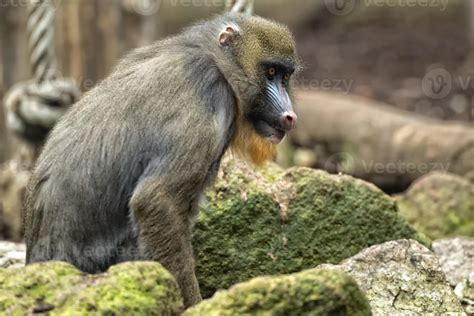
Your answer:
130;174;202;308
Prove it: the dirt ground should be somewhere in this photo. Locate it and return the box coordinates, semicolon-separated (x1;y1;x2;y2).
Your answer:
293;3;473;123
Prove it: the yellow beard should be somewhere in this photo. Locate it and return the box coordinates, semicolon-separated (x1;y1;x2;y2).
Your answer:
230;119;277;166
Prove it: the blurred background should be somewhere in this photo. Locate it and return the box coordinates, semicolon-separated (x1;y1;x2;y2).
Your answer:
0;0;473;239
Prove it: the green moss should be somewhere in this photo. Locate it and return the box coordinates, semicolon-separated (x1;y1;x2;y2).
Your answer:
397;173;474;239
194;163;427;298
0;261;82;314
55;262;183;315
0;261;183;315
185;269;371;316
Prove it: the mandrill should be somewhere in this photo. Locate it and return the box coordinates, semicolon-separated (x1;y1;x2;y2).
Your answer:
24;13;300;307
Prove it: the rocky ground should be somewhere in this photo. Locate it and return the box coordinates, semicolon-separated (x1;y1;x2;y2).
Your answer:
0;158;472;315
1;1;472;314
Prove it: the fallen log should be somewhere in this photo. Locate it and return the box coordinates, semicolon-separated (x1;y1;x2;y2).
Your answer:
291;90;474;191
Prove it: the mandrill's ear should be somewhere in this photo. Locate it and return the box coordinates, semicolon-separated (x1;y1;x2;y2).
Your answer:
219;24;241;47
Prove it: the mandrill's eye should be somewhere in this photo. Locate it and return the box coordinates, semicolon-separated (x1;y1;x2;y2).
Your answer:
284;73;291;81
268;68;276;77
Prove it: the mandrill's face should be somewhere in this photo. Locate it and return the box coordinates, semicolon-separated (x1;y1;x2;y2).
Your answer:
220;14;300;165
248;59;298;144
230;16;300;144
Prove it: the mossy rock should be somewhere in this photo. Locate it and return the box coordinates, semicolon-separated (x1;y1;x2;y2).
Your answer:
0;261;82;313
0;261;183;315
396;172;474;239
318;240;464;314
194;158;428;298
184;268;371;316
455;277;474;314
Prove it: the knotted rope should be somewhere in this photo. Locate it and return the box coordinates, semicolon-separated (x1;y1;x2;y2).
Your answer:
4;0;81;144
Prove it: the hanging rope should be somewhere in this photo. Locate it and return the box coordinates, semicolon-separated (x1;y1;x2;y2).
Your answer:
28;0;57;82
4;0;81;144
225;0;254;15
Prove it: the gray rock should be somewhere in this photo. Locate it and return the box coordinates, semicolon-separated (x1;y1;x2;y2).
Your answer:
432;237;474;286
318;239;464;315
455;274;474;314
396;172;474;240
0;241;25;268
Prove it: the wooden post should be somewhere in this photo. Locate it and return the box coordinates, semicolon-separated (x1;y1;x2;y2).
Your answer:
57;0;124;90
471;0;474;48
0;5;30;163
